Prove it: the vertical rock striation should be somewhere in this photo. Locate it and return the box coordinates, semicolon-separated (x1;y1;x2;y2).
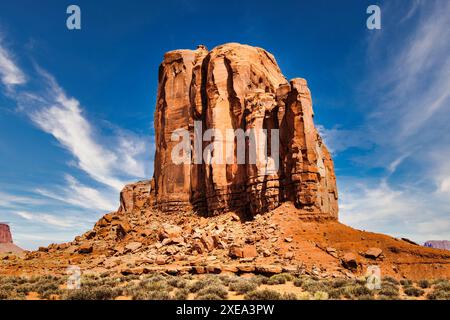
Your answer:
152;43;338;219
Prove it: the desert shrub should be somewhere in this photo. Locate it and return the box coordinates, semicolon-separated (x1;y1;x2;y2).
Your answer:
281;292;297;300
377;295;397;300
167;277;187;289
278;273;295;282
140;277;171;292
426;289;450;300
229;279;257;294
328;287;346;299
64;285;121;300
382;276;399;285
313;291;329;300
400;279;413;286
355;277;367;286
173;288;189;300
251;275;269;285
267;274;287;285
357;294;375;300
196;284;228;300
431;278;448;286
218;275;233;286
417;280;430;289
293;278;303;287
404;287;424;297
244;289;281;300
141;290;171;300
189;276;222;293
378;283;399;298
331;279;349;288
346;285;373;298
0;289;8;300
195;293;223;300
297;292;311;300
301;280;329;293
0;288;25;300
434;280;450;291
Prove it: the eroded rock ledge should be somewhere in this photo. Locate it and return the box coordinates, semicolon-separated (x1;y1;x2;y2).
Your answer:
152;43;338;218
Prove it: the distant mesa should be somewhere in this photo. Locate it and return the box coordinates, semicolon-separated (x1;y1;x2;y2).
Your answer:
0;223;24;255
424;240;450;251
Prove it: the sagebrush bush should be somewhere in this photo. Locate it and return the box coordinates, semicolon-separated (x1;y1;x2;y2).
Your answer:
382;276;399;285
313;291;329;300
345;285;373;298
267;274;287;285
64;285;121;300
301;280;329;293
400;279;413;286
281;292;297;300
244;289;281;300
229;279;257;294
173;288;189;300
417;280;430;289
167;277;187;289
403;287;424;297
378;283;399;297
189;276;222;293
196;284;228;300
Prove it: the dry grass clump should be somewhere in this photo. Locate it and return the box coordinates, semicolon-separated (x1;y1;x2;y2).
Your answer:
417;279;430;289
195;284;228;300
244;289;282;300
229;278;258;294
403;286;424;297
426;279;450;300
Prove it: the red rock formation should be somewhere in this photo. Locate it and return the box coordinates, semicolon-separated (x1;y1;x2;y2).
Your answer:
152;43;338;219
0;223;13;243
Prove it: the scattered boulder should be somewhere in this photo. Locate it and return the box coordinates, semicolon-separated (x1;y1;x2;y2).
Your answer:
78;243;93;254
364;247;383;259
158;224;182;240
125;242;142;253
229;245;244;259
341;252;358;270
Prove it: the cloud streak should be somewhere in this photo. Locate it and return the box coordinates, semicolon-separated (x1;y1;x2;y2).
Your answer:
0;38;26;86
0;32;152;248
322;0;450;242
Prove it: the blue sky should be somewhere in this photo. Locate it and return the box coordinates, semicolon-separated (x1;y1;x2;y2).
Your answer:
0;0;449;249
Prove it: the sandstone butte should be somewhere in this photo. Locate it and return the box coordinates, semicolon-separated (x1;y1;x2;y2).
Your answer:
0;223;24;255
1;43;449;281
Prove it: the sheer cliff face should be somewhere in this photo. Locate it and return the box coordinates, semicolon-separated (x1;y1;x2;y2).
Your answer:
153;43;338;219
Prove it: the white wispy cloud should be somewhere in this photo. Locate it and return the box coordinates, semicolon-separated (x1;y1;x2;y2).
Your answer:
0;191;49;209
339;178;450;243
0;32;152;249
14;210;77;229
322;0;450;242
34;175;116;212
0;37;26;86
